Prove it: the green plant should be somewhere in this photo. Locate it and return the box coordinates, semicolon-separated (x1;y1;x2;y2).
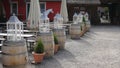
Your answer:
104;7;109;14
53;34;59;44
80;25;82;31
34;39;44;53
83;16;86;23
82;16;86;26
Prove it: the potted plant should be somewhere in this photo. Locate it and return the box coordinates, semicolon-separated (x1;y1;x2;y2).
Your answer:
82;16;87;33
32;39;45;64
82;16;86;26
53;34;59;53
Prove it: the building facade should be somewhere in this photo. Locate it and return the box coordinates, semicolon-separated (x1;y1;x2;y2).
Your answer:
67;0;120;25
2;0;61;21
0;0;120;25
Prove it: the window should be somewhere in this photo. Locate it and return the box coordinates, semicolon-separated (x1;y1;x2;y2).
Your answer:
11;2;18;15
26;2;46;18
40;3;46;13
26;3;30;17
98;7;110;23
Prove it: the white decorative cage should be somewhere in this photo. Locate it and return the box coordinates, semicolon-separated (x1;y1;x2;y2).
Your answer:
78;12;84;24
73;13;78;24
39;13;50;33
7;14;23;41
54;13;63;29
84;12;89;22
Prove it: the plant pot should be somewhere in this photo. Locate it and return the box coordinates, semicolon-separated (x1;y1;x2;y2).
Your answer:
32;52;45;63
54;44;59;53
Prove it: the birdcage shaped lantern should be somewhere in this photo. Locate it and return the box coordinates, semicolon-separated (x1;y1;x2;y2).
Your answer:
78;12;84;24
7;14;23;41
84;12;89;22
54;13;63;29
39;13;50;33
73;13;78;24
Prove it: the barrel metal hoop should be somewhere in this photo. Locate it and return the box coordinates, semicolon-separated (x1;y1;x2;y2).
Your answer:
3;64;26;67
42;41;53;43
2;52;27;56
3;45;25;46
56;35;66;37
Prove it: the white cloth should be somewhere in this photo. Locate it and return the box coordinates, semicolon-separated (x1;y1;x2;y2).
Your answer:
27;0;41;29
60;0;68;23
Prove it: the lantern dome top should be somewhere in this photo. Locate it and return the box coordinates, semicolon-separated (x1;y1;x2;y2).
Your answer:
73;13;78;17
41;12;49;20
7;14;22;23
54;13;62;19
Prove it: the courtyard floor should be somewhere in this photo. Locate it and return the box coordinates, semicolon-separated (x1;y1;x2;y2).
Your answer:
1;25;120;68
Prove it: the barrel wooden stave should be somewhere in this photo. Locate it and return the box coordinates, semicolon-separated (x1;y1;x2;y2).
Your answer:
53;29;66;49
2;45;26;55
3;65;27;68
70;24;81;39
2;41;27;66
37;32;54;58
86;24;91;31
80;23;87;36
2;54;26;66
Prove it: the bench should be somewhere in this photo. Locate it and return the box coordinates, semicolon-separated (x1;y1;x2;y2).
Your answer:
27;39;35;52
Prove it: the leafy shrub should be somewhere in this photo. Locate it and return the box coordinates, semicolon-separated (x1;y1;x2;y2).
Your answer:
34;39;44;53
53;34;59;44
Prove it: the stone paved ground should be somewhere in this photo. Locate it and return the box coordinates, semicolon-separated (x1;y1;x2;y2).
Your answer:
0;25;120;68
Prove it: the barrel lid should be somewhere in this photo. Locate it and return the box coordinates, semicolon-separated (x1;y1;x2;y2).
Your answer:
3;40;26;46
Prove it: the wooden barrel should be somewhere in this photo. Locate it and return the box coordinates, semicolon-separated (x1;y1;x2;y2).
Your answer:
86;21;91;31
36;32;54;58
70;24;81;39
3;65;27;68
53;29;66;49
80;23;86;36
2;41;27;67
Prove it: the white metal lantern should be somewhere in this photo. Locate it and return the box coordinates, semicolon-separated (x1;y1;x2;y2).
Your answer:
84;12;89;22
73;13;78;24
78;12;83;24
39;13;50;33
84;12;91;28
7;14;23;41
54;13;63;29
